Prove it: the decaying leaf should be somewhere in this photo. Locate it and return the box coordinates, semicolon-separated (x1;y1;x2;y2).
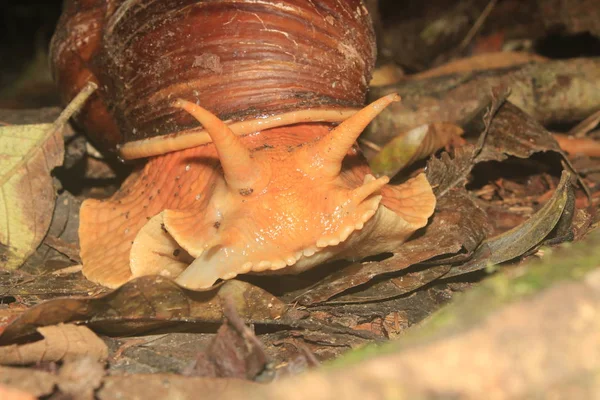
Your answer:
0;267;102;309
0;83;96;269
426;144;477;197
189;298;269;380
370;122;464;177
0;276;286;345
295;191;490;305
446;171;574;278
472;102;564;163
324;264;452;304
0;323;108;365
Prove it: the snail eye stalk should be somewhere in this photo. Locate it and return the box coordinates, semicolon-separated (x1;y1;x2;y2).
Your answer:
174;99;261;192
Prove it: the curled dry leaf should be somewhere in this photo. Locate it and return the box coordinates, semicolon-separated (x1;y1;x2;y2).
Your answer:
445;171;574;278
324;264;452;305
0;323;108;365
0;276;286;345
426;144;477;197
0;82;96;269
426;99;578;198
473;101;563;163
369;122;464;177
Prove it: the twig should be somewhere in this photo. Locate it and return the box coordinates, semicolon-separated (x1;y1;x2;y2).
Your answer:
358;138;383;152
458;0;499;51
568;108;600;137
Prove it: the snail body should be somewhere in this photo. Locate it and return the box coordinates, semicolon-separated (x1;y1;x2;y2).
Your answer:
51;0;436;289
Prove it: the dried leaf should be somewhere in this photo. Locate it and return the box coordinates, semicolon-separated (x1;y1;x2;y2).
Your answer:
324;264;452;304
0;276;286;345
427;99;580;199
190;299;269;380
473;101;563;163
0;123;64;269
295;191;490;305
0;268;103;310
446;171;574;278
0;323;108;365
370;122;464;177
426;145;477;197
0;83;96;269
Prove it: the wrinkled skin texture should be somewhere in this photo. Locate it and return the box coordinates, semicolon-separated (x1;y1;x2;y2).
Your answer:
80;123;436;289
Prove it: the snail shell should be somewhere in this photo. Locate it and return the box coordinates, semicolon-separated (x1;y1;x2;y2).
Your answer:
51;0;436;289
51;0;376;154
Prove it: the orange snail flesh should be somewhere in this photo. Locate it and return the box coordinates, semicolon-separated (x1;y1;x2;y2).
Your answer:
79;94;436;289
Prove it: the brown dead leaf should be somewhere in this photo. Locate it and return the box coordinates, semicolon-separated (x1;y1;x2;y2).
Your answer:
426;144;477;197
324;264;452;304
445;171;574;278
189;298;269;380
0;323;107;365
0;276;286;345
370;122;464;177
473;101;563;163
0;82;96;270
427;98;579;198
0;262;102;310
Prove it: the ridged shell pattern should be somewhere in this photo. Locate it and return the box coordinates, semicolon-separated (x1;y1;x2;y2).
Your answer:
51;0;376;151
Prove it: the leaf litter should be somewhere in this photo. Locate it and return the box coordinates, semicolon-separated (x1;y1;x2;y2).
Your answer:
2;20;600;399
0;82;96;270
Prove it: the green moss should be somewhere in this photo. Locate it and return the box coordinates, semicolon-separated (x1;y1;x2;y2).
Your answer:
329;229;600;367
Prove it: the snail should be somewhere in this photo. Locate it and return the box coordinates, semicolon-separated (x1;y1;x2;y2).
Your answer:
50;0;436;289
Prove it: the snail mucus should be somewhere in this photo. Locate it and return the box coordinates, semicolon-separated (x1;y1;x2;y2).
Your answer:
51;0;436;289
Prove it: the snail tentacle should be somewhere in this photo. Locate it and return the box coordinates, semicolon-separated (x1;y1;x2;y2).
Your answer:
352;174;390;203
174;99;260;191
310;93;401;177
